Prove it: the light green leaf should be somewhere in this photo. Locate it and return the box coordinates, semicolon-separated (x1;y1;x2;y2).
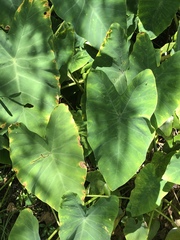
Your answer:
51;0;126;49
86;69;157;190
162;151;180;184
9;104;86;211
9;208;40;240
59;193;119;240
138;0;180;36
153;52;180;128
92;23;130;95
0;0;59;136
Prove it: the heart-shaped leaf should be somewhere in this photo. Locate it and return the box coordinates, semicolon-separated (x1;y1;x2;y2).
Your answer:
86;69;157;190
0;0;59;135
9;104;86;211
59;193;119;240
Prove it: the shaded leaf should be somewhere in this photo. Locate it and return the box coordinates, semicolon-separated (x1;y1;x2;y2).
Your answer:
59;193;119;240
138;0;180;36
124;218;148;240
86;69;157;190
9;104;86;211
9;208;40;240
51;0;126;49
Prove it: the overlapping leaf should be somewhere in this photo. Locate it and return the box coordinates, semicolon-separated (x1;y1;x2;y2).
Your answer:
92;23;129;95
127;33;180;128
9;208;40;240
0;0;59;136
51;0;126;49
126;32;158;82
86;69;157;190
59;193;119;240
9;104;86;211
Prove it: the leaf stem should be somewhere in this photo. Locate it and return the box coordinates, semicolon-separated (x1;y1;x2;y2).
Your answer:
155;208;177;227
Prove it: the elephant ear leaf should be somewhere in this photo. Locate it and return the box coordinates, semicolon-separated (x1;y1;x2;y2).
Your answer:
9;104;86;211
86;69;157;190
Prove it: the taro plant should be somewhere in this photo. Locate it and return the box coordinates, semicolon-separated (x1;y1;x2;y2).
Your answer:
0;0;180;239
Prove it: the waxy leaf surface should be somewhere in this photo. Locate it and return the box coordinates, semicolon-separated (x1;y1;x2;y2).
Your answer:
59;193;119;240
0;0;59;135
86;69;157;190
51;0;126;49
9;104;86;211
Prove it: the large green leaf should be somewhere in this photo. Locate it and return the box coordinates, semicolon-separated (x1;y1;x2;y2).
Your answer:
51;0;126;49
59;193;119;240
138;0;180;36
0;0;59;136
86;69;157;190
9;104;86;211
153;52;180;128
9;208;40;240
92;23;129;95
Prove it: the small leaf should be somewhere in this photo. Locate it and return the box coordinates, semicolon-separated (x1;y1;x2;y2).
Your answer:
8;92;21;98
124;217;148;240
9;208;40;240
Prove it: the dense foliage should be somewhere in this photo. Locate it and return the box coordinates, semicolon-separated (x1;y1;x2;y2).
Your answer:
0;0;180;239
